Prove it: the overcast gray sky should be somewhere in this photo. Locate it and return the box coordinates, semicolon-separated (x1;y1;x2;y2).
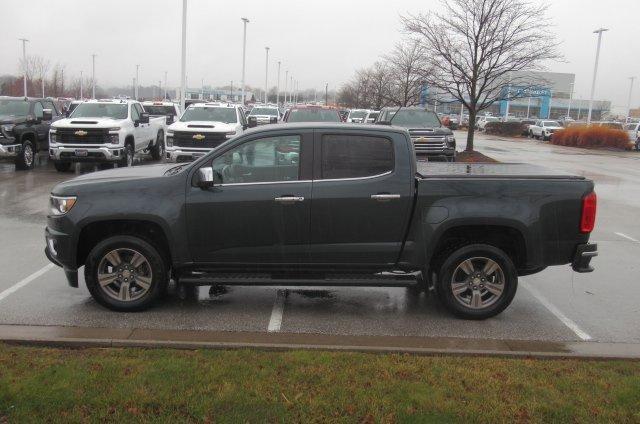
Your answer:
2;0;639;110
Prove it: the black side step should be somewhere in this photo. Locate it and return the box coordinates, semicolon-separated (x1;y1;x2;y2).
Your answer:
178;272;422;288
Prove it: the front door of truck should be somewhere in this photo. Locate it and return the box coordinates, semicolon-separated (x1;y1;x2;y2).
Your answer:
309;130;414;265
186;130;313;265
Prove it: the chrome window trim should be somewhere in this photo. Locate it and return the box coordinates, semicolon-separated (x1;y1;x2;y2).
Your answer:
313;170;393;183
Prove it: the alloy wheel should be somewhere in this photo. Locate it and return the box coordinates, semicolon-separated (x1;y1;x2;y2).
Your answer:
97;248;153;302
24;144;33;167
450;256;505;309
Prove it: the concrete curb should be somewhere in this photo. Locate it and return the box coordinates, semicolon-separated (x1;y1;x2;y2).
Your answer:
1;324;639;360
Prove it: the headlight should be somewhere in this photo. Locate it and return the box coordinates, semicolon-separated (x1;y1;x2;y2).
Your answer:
108;127;121;132
2;124;15;133
166;131;174;147
50;195;77;216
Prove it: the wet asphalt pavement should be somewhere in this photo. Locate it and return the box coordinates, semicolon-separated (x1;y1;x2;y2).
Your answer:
0;134;639;344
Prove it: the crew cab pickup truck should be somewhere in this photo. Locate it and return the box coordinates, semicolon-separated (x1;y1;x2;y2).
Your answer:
141;101;182;126
377;107;456;161
49;99;167;171
528;120;563;141
45;123;598;319
247;105;280;126
165;103;248;162
0;97;62;169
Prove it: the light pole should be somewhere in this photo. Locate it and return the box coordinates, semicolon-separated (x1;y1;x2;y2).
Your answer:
276;61;281;106
80;70;83;99
264;47;270;104
91;53;96;99
19;38;29;98
526;96;531;119
587;28;608;125
240;17;249;105
135;64;140;100
164;71;167;100
626;76;636;121
230;80;233;101
180;0;187;111
284;70;288;104
567;82;574;119
325;83;328;106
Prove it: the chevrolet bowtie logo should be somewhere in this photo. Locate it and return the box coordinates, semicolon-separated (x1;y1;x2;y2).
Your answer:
417;137;427;142
192;134;205;140
74;130;88;136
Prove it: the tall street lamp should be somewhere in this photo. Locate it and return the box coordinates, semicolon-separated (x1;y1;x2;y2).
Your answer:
180;0;188;111
284;70;288;104
276;61;281;106
241;18;249;105
135;64;140;100
19;38;29;98
627;76;636;121
567;82;574;119
91;53;97;99
164;71;168;100
80;70;83;99
587;28;608;125
264;47;270;104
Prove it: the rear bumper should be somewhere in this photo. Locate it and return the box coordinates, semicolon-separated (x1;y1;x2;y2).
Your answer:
572;243;597;273
0;143;21;158
49;145;124;162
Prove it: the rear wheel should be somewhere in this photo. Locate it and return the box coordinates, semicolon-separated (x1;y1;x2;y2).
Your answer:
84;235;167;311
636;138;640;151
53;161;72;172
436;244;518;320
150;132;164;161
15;139;35;170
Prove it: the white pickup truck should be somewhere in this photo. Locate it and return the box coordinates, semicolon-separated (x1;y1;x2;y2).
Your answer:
528;119;563;141
624;122;640;150
247;105;280;126
49;99;167;171
165;102;248;162
141;101;182;126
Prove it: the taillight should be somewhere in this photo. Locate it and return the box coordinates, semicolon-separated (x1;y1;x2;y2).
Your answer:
580;192;597;233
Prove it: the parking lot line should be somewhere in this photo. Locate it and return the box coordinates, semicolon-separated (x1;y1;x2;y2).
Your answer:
615;232;639;243
267;289;287;332
0;264;55;303
520;280;592;341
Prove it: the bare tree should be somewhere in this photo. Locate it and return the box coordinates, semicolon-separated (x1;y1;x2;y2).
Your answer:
402;0;561;151
383;40;429;107
31;56;51;98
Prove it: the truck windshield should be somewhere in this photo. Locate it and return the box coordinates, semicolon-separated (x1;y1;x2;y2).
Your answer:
143;105;177;116
0;100;30;117
250;108;278;116
287;109;340;122
349;110;367;119
386;109;440;127
181;107;237;123
70;103;128;119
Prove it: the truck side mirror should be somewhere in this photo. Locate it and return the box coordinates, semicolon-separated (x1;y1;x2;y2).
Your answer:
248;116;258;128
139;112;150;124
166;115;174;125
43;109;53;121
197;167;221;189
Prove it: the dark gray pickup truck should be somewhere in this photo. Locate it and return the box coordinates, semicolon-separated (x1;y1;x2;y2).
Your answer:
45;123;598;319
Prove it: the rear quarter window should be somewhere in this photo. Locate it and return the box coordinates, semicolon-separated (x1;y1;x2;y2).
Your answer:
321;134;394;179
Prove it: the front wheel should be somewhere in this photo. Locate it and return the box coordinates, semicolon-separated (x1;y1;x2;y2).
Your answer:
84;235;167;311
15;139;35;170
119;144;134;167
435;244;518;320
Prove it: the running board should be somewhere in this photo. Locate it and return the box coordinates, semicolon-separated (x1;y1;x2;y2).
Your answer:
178;272;422;288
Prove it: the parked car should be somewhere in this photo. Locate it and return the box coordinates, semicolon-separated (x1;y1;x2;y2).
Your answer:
520;119;536;135
364;110;380;124
49;99;167;171
377;107;455;161
528;120;563;141
45;123;598;319
0;96;62;169
247;105;280;126
165;102;247;162
346;109;368;123
141;101;182;125
624;122;640;150
282;106;341;123
476;116;500;131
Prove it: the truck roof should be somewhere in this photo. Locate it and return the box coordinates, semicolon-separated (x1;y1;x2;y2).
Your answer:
242;122;409;136
188;102;238;109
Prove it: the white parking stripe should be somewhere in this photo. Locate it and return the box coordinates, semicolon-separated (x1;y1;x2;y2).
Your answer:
521;280;592;341
0;263;55;302
615;232;640;243
267;289;286;332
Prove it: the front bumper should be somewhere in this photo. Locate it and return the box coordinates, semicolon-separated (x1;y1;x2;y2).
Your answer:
572;243;597;273
0;142;21;158
415;147;456;158
45;225;78;287
49;145;125;162
166;147;211;163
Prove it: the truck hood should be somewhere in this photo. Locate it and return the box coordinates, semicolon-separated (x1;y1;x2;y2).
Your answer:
51;163;182;195
0;115;27;125
169;121;236;133
52;117;127;129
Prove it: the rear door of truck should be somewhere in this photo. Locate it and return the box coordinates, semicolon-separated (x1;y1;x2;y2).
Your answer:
308;129;414;265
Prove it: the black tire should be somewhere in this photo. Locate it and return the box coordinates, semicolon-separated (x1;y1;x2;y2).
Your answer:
636;138;640;151
84;235;167;312
150;131;164;161
15;139;35;170
528;130;533;138
435;244;518;320
119;143;134;167
53;161;72;172
99;163;115;170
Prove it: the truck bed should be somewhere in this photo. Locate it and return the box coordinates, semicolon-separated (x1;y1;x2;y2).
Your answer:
416;162;585;180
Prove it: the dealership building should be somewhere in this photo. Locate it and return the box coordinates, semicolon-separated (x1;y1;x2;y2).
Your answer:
430;72;611;121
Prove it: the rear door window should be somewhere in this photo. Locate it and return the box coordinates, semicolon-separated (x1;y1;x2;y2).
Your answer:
320;134;394;179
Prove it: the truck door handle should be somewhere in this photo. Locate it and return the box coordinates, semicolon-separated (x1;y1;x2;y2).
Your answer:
371;194;401;202
274;196;304;203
